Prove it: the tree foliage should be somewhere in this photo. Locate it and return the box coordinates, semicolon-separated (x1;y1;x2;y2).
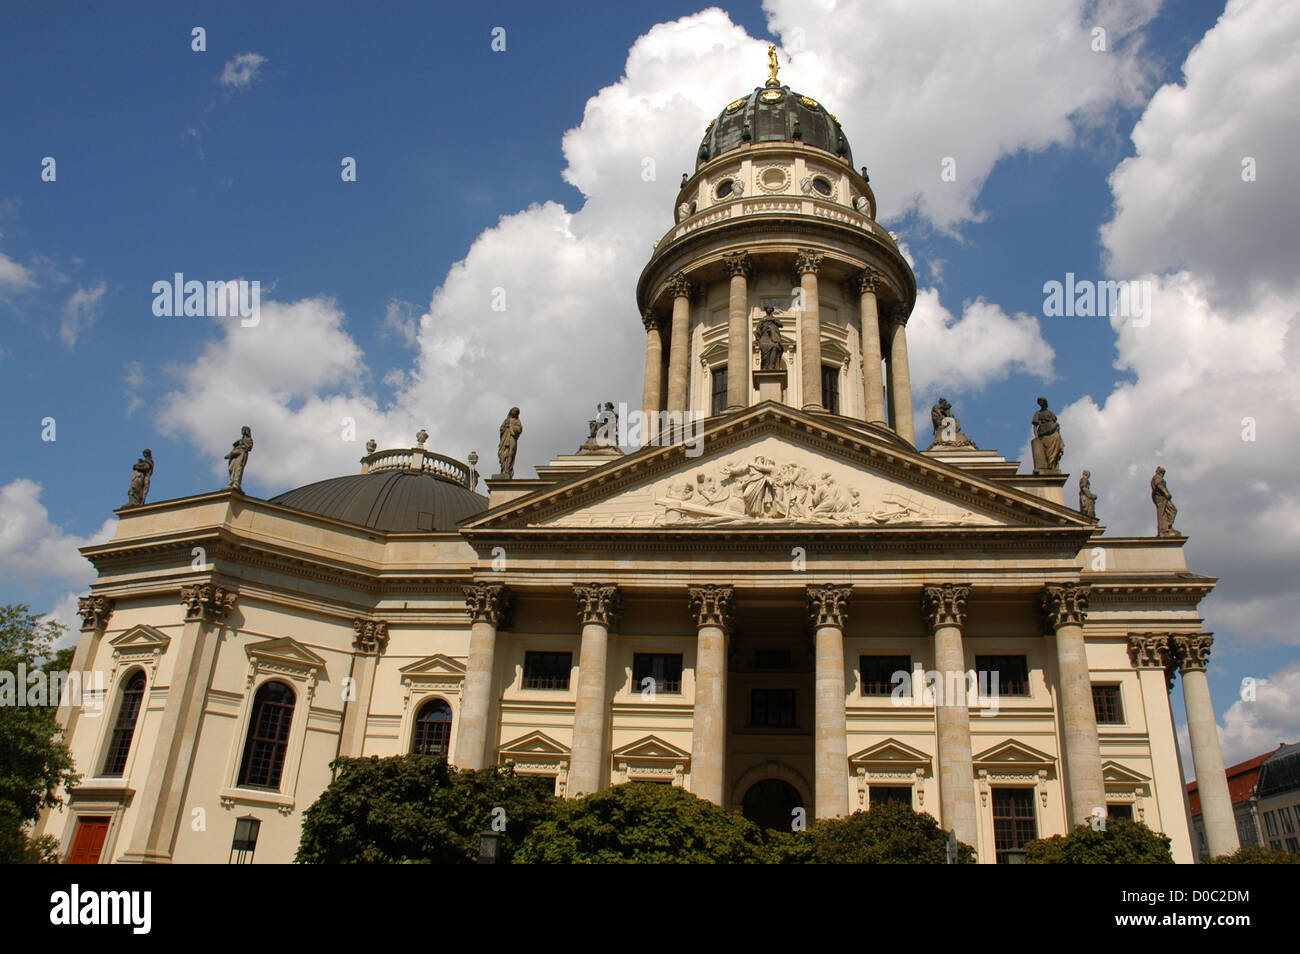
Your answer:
796;802;976;864
0;604;79;863
1025;817;1173;864
296;755;555;863
1205;845;1300;864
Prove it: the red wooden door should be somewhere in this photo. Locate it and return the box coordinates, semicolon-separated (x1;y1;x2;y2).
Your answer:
66;816;111;864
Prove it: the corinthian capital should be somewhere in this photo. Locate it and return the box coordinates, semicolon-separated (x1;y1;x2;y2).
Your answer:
573;583;624;628
688;584;734;631
722;251;753;278
77;595;115;632
794;249;824;276
464;582;514;629
1170;634;1214;673
921;584;969;630
1127;633;1174;670
180;583;237;623
807;585;852;629
1041;583;1090;631
884;303;911;328
850;266;883;296
642;309;663;333
665;272;695;300
352;618;390;655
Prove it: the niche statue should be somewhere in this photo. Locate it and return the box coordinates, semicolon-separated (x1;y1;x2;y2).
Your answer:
754;307;785;371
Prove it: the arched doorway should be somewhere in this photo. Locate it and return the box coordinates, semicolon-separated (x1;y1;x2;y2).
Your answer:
742;778;804;831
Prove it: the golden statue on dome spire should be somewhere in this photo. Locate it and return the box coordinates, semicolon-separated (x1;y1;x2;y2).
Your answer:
766;43;780;87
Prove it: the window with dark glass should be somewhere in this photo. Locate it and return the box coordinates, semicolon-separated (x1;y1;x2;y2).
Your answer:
976;655;1031;696
523;651;572;690
1107;803;1133;820
860;655;911;696
821;365;840;414
238;681;295;790
101;671;146;777
754;649;793;670
711;367;728;416
811;176;833;196
412;698;452;756
1092;684;1124;724
870;785;912;808
633;653;683;694
992;787;1038;863
715;179;733;199
750;688;796;728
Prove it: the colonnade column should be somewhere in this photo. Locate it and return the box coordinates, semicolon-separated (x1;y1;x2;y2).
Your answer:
568;583;624;798
795;249;825;411
454;582;513;771
688;584;734;805
641;310;664;445
885;305;916;445
1043;583;1106;826
1172;635;1239;857
922;583;977;848
723;251;752;411
338;619;389;758
665;272;695;418
854;268;887;425
808;585;853;819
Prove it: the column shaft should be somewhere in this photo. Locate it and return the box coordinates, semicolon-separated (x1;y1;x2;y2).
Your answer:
924;584;977;849
568;583;622;798
665;274;693;417
688;585;733;805
857;274;887;424
797;251;824;411
455;619;499;771
810;585;852;819
1176;635;1238;857
641;312;664;444
887;312;916;444
1044;584;1106;826
725;254;751;411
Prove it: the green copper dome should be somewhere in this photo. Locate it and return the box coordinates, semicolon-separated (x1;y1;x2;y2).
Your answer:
696;85;852;169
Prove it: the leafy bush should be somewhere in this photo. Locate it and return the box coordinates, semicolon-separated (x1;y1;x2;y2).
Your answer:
1025;817;1173;864
1205;845;1300;864
794;803;975;864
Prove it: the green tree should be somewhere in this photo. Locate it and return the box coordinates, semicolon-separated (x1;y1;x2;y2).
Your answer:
515;782;774;864
1025;817;1173;864
0;604;79;864
1205;845;1300;864
296;755;555;863
793;802;976;864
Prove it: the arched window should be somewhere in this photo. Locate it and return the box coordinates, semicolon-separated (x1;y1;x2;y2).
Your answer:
238;681;296;790
412;698;453;756
101;670;146;777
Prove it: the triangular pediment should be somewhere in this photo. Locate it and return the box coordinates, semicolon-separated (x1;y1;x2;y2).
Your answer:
109;624;171;654
1101;761;1151;785
499;730;569;758
245;637;326;672
399;654;466;680
849;738;932;770
464;404;1088;534
973;739;1057;771
611;735;691;762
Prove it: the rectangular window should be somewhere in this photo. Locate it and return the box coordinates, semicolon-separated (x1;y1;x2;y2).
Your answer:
821;365;840;415
860;655;910;697
1280;806;1295;834
1265;811;1279;836
976;655;1031;696
1107;803;1133;820
633;653;683;694
750;688;796;728
992;787;1038;863
870;785;912;809
1286;838;1299;854
711;367;728;416
1092;684;1124;724
522;651;572;690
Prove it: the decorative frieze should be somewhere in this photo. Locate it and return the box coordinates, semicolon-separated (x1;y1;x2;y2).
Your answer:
77;595;115;632
807;584;852;629
688;584;735;631
921;583;969;630
1041;582;1090;631
351;618;390;655
573;583;624;628
463;582;513;628
179;584;237;623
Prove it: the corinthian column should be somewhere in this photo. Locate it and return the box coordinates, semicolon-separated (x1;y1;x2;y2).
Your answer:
795;249;824;411
808;585;852;819
57;596;115;748
1043;583;1106;826
688;584;734;804
454;582;513;771
338;618;390;758
1172;635;1239;858
665;273;695;419
568;583;623;798
853;268;887;424
922;583;977;848
121;583;237;863
885;305;916;445
641;310;664;444
723;252;752;411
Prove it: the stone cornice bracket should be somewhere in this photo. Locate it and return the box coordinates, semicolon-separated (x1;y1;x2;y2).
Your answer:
179;583;237;623
884;303;911;328
351;618;390;656
665;272;695;301
642;309;663;332
464;582;513;629
722;251;753;278
1170;634;1214;673
688;584;735;633
77;595;115;632
794;249;824;276
1126;633;1174;670
921;584;969;631
573;583;624;629
849;266;883;295
807;585;853;629
1041;582;1090;631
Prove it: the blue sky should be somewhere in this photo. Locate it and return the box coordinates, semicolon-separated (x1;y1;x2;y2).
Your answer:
2;0;1296;772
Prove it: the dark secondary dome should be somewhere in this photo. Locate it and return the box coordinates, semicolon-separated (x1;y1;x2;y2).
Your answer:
270;444;487;533
696;84;852;170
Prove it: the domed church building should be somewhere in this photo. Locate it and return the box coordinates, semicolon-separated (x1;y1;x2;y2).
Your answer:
42;55;1236;864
